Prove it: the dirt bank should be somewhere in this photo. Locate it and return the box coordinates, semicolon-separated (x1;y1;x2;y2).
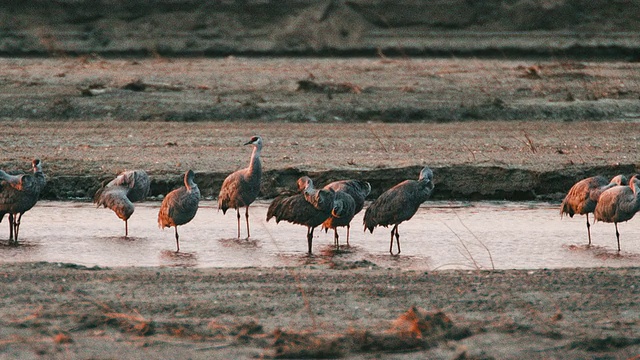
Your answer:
2;120;638;202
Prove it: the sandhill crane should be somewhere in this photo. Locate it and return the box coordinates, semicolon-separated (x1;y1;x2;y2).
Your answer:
94;169;150;237
323;179;371;246
322;190;356;250
560;174;627;246
267;176;335;254
0;159;46;244
363;167;434;255
594;175;640;252
158;170;200;252
218;136;263;239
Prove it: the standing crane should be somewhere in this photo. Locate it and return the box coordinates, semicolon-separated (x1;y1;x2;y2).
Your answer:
594;175;640;252
323;179;371;246
94;169;150;237
322;190;355;250
218;136;263;239
158;170;200;252
0;159;46;244
267;176;336;254
560;174;627;246
363;167;434;255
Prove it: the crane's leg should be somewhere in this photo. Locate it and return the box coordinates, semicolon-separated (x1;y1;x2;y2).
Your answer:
8;213;14;243
389;225;396;255
13;213;23;245
307;227;314;254
124;220;129;237
245;206;251;239
585;213;592;247
14;213;22;242
334;228;339;250
615;223;621;252
395;225;401;255
346;225;350;246
236;208;241;239
174;227;180;252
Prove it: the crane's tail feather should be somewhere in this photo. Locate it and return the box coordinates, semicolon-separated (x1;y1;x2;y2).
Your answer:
559;199;574;218
93;178;111;204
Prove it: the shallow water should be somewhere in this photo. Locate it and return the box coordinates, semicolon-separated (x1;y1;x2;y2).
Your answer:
1;201;639;270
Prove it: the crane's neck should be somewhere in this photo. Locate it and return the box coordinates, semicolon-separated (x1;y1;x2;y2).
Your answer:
186;182;199;193
184;175;193;191
302;182;321;205
629;177;640;213
303;182;317;197
32;163;43;175
248;145;262;174
630;179;640;212
31;162;46;187
245;145;262;182
631;179;639;194
304;186;334;212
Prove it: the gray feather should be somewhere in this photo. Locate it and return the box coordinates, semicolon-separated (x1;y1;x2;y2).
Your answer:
364;167;434;233
94;169;150;235
324;179;371;215
0;160;46;216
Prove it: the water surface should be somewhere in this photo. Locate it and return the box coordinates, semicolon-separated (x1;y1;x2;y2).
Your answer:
1;201;638;270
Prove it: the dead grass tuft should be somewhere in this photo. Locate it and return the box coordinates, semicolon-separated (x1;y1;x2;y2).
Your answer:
231;320;264;341
53;332;73;344
267;307;469;357
103;312;155;336
522;65;542;79
514;130;537;154
390;306;452;339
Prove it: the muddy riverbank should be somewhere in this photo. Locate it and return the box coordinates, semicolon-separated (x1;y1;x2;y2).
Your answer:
0;58;639;201
2;120;638;202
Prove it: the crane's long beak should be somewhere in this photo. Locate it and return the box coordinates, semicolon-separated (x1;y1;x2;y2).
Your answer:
331;208;341;218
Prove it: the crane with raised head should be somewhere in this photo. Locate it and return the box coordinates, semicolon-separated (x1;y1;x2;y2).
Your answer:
218;136;263;239
364;167;434;255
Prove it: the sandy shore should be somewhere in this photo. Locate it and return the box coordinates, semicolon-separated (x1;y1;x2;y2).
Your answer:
0;262;638;359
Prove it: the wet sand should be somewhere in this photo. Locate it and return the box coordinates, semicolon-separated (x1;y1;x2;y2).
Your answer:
0;262;638;359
